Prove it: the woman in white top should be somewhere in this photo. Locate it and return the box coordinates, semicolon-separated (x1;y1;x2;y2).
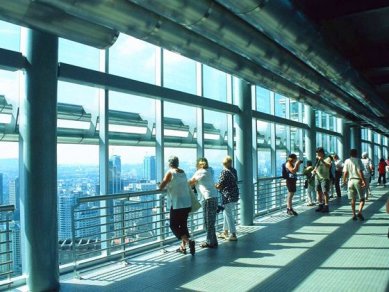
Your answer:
159;156;195;255
189;157;218;248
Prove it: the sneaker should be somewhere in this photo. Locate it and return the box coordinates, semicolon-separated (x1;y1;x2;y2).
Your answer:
307;203;315;207
321;205;329;213
315;204;324;212
352;215;357;221
291;209;298;216
357;213;364;221
228;235;238;241
286;208;294;215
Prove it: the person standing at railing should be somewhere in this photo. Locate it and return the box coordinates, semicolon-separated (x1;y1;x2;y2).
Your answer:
303;161;316;206
285;154;303;216
159;156;195;255
189;157;219;248
342;149;366;221
313;147;332;213
215;156;239;241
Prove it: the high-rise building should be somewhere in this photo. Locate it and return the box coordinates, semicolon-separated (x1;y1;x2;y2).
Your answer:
8;178;20;222
109;155;122;194
11;222;21;276
143;155;156;182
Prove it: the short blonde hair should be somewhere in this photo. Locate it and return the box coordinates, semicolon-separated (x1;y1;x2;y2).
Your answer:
222;156;233;167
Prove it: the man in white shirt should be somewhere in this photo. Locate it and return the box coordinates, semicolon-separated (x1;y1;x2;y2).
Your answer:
343;149;366;221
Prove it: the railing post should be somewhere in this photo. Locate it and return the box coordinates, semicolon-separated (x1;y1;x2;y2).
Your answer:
120;200;126;262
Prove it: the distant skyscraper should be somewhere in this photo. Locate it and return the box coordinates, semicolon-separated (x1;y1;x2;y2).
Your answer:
109;155;122;194
143;155;156;181
8;178;20;221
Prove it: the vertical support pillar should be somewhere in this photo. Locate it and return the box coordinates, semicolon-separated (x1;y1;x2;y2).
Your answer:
234;78;253;226
343;123;351;160
304;105;315;161
99;49;109;255
350;124;362;155
20;29;59;291
337;118;344;160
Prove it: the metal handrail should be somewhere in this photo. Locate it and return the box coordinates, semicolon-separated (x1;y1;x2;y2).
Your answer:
66;175;307;277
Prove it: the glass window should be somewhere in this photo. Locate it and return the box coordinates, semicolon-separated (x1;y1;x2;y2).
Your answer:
57;143;99;266
321;113;328;130
256;86;271;114
329;115;336;131
274;93;287;118
108;92;154;138
257;120;271;147
275;124;287;150
290;127;303;157
373;132;380;144
289;100;300;122
164;147;196;178
0;70;20;108
0;21;20;51
0;142;20;274
361;142;369;155
203;65;227;102
109;34;157;84
59;38;100;71
361;128;369;141
258;148;271;177
163;50;196;95
276;149;288;177
203;110;229;181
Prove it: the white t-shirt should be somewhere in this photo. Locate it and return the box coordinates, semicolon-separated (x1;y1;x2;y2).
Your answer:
360;158;372;177
191;168;218;200
343;157;364;180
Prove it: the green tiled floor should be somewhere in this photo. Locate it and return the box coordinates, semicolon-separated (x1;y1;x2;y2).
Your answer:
59;187;389;292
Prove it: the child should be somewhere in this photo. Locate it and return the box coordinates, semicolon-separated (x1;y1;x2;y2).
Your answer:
303;161;316;206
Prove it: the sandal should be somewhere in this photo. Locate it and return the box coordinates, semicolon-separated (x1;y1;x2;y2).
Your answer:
176;245;187;254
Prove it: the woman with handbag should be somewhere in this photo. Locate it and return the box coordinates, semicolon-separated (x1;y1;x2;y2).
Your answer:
189;157;219;248
159;156;195;255
215;156;239;241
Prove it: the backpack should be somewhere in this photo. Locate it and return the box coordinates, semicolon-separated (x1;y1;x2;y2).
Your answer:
282;162;288;179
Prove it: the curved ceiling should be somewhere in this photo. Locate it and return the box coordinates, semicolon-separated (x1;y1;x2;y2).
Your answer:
0;0;388;135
